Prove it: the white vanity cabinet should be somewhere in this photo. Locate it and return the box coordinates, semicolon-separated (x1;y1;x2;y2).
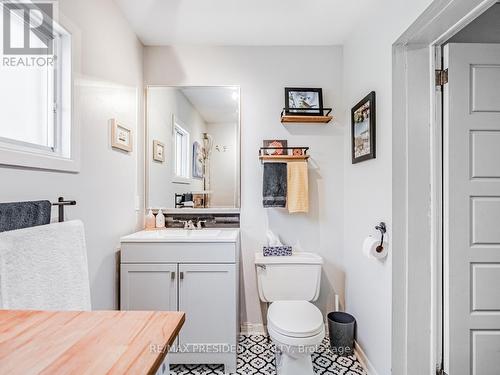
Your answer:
120;230;239;374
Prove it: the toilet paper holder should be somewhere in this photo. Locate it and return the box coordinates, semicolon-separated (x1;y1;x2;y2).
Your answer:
375;222;387;251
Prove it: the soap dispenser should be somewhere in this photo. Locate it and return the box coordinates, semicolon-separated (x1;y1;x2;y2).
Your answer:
145;208;155;230
155;208;166;229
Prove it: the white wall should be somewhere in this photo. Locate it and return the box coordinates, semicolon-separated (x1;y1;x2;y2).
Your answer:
144;46;345;325
0;0;144;309
342;0;433;373
205;122;238;207
147;87;206;209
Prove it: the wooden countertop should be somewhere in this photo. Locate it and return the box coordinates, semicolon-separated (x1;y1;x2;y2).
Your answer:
0;310;185;375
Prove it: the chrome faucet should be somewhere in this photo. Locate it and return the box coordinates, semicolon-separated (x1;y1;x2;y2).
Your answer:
177;219;209;230
179;220;196;230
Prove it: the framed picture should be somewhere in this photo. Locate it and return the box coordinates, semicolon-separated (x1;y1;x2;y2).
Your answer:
285;87;323;116
351;91;376;164
111;119;132;152
153;140;165;162
192;141;204;179
193;193;205;208
263;140;288;155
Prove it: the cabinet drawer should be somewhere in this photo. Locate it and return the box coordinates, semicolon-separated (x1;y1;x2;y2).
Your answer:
121;242;237;263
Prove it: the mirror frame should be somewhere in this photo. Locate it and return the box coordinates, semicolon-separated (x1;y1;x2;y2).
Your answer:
144;85;241;212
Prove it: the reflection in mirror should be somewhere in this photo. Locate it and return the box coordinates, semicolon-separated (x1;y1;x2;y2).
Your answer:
146;86;240;210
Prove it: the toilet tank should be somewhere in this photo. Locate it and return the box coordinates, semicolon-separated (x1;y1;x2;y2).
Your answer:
255;252;323;302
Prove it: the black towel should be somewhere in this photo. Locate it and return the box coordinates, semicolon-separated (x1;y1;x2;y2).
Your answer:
0;200;52;233
263;163;287;208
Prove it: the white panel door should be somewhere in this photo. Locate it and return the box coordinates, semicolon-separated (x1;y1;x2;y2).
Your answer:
178;263;236;352
444;43;500;375
120;263;177;311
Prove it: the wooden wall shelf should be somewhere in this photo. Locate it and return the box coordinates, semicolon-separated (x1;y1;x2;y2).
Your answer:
259;155;310;162
281;115;333;124
259;147;309;163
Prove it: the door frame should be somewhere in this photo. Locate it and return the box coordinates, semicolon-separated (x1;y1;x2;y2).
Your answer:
392;0;497;373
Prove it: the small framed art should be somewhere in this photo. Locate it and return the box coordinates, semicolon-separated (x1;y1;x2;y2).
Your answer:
111;119;132;152
192;141;204;179
263;140;288;155
284;87;323;116
351;91;376;164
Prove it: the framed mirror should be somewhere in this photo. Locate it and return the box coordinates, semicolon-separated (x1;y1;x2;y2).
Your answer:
146;86;240;210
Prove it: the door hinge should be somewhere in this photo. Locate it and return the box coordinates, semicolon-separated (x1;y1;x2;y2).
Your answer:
436;365;448;375
435;69;448;86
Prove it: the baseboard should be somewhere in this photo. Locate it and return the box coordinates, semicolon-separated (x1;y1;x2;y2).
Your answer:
354;340;378;375
240;322;266;335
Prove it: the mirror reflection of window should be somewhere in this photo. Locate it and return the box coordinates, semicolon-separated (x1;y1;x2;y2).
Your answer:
174;122;190;180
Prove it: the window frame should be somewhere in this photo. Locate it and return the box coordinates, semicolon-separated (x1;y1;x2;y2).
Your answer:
0;14;78;172
172;116;191;184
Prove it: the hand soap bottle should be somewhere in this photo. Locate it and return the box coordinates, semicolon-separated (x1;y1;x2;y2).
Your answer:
155;208;165;229
145;208;155;230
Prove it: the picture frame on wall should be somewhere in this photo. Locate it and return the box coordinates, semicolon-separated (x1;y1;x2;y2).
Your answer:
192;193;205;208
110;119;132;152
192;141;204;179
284;87;323;116
351;91;376;164
263;140;288;155
153;140;165;162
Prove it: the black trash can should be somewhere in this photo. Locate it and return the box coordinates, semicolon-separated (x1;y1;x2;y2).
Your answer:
327;312;356;357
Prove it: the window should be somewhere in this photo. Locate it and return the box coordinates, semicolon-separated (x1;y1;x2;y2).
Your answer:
173;120;190;182
0;6;74;171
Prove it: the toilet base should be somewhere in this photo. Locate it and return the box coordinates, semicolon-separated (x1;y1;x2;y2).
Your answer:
275;348;314;375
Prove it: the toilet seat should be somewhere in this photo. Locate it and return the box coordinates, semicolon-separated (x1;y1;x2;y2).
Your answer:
268;301;324;339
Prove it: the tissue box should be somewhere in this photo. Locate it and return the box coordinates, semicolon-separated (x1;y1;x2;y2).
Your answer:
263;246;292;256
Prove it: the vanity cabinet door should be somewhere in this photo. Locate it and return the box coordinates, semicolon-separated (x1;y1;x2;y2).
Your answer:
120;264;178;311
178;263;236;351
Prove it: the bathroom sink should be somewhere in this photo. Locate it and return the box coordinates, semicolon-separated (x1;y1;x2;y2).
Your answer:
120;228;238;243
129;229;189;239
188;229;222;237
157;229;190;237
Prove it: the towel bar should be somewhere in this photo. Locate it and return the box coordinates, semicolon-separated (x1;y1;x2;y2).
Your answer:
52;197;76;222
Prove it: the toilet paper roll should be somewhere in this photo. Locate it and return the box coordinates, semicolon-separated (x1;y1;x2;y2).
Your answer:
363;236;389;260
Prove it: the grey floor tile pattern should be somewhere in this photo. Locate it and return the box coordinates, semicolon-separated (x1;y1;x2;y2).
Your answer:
170;334;367;375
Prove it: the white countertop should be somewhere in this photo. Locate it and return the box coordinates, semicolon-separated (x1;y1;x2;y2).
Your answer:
163;208;240;215
120;228;240;243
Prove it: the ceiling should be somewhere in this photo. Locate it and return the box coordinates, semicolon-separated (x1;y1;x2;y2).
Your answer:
180;87;239;124
114;0;376;45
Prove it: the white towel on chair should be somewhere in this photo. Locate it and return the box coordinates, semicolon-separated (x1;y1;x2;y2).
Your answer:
0;220;91;311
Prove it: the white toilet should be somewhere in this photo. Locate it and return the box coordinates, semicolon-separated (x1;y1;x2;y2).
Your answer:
255;252;324;375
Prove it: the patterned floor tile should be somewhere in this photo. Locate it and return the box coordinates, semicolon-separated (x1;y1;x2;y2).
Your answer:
170;335;367;375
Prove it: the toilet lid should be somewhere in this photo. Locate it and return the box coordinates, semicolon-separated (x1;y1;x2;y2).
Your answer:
268;301;324;338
